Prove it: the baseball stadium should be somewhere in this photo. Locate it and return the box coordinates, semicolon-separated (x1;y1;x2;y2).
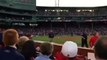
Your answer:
0;0;107;60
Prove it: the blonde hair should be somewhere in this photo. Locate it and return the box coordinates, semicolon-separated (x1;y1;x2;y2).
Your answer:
18;36;29;47
3;29;19;46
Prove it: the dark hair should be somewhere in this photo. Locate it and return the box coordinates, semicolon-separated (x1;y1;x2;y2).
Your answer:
40;42;53;55
21;40;37;60
94;37;107;59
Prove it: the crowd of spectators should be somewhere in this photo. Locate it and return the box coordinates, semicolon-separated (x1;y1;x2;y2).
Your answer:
0;14;32;21
0;21;107;36
0;29;107;60
14;25;107;36
0;6;34;21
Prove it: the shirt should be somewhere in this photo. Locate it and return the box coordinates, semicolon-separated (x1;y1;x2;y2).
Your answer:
55;52;85;60
89;36;99;48
0;46;25;60
35;54;51;60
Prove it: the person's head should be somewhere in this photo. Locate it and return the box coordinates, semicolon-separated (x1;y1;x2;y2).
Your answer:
93;32;99;37
61;41;78;58
40;42;53;56
18;36;29;51
21;40;36;59
3;29;19;46
18;36;29;46
25;33;32;39
94;37;107;59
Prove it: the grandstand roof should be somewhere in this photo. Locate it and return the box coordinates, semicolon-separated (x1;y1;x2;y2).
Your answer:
36;6;107;8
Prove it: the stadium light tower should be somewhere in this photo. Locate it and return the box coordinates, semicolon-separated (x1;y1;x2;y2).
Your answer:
55;0;57;6
58;0;59;7
55;0;60;7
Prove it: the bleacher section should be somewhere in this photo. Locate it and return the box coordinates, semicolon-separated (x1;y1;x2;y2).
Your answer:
35;6;107;22
0;0;36;27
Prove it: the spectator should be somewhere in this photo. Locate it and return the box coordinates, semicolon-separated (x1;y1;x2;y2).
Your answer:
94;37;107;60
89;32;100;48
55;41;78;60
35;42;53;60
21;40;37;60
0;29;25;60
18;36;29;52
25;33;33;40
0;29;3;43
0;28;4;48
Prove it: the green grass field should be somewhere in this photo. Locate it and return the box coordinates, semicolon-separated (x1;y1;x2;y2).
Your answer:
32;35;91;46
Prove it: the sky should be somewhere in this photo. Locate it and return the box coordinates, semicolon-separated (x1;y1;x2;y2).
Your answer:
36;0;107;7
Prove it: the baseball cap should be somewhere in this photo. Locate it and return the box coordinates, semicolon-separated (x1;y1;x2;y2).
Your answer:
61;41;78;58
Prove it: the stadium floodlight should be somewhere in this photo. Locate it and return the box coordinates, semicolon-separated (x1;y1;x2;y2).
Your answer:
65;10;68;12
89;10;92;12
45;9;47;12
89;10;94;12
56;10;59;12
60;10;63;12
76;10;81;12
57;17;61;20
52;10;55;12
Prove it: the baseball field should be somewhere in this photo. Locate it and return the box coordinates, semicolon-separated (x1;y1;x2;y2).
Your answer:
33;35;92;46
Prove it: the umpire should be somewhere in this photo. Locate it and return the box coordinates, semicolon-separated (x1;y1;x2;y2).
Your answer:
81;32;88;47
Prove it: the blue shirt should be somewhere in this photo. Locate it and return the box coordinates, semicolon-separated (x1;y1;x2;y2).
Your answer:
35;54;51;60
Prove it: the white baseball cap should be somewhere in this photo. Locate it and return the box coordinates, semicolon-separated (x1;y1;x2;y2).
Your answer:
61;41;78;58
